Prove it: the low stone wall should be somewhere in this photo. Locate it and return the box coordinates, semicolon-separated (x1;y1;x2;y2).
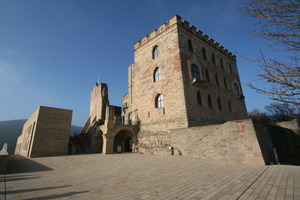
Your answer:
276;119;299;133
138;119;275;165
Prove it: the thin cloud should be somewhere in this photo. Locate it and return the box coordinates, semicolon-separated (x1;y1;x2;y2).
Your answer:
0;56;58;116
0;58;28;94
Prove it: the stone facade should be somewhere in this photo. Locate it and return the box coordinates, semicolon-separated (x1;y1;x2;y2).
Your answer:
78;83;138;155
14;15;283;165
123;15;248;133
138;119;276;165
78;15;275;165
15;106;72;158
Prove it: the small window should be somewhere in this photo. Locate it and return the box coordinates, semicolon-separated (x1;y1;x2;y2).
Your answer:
191;64;200;79
202;48;207;60
228;101;232;112
212;53;216;64
154;67;162;82
155;94;164;108
208;95;212;108
217;98;222;110
215;73;219;86
234;83;240;96
224;78;228;89
220;58;224;69
197;92;202;105
229;64;233;74
188;40;193;53
153;46;160;59
205;69;210;82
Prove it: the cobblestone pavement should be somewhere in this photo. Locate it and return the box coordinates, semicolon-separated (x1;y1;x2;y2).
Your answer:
1;154;299;200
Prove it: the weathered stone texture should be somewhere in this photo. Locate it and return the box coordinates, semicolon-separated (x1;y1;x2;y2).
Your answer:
89;83;109;124
138;119;275;165
123;15;248;133
15;106;72;158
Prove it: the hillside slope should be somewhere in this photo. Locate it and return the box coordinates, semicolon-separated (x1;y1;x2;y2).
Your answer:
0;119;82;154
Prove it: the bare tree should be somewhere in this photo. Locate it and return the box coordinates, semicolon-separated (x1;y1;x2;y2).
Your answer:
248;108;271;122
240;0;300;106
265;102;299;122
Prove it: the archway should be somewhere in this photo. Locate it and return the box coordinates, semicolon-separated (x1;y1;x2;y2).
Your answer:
113;129;135;153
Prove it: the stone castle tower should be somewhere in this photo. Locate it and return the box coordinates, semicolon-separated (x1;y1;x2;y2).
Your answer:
123;15;248;132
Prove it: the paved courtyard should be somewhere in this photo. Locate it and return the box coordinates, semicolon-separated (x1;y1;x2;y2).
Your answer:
1;154;299;200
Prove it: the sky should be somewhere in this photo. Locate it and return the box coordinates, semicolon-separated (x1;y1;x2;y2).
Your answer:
0;0;282;126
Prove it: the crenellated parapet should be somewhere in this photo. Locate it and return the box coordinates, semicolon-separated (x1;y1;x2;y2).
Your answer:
134;15;236;59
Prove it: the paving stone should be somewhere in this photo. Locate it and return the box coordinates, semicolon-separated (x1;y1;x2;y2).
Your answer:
1;154;299;200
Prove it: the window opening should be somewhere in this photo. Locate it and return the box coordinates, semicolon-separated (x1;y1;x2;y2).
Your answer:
197;92;202;105
217;98;222;110
229;64;233;74
155;94;164;108
191;64;200;79
220;58;224;69
228;101;232;112
153;46;160;59
212;53;216;64
234;83;240;96
224;78;227;89
208;95;212;108
202;48;207;60
188;40;193;53
215;73;219;86
205;69;210;82
154;68;162;82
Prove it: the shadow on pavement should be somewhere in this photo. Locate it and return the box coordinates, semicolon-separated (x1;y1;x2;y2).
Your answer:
0;174;41;182
23;190;90;200
2;185;71;195
7;155;53;174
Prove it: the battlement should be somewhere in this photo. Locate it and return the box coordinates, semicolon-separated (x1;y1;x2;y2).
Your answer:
134;15;236;59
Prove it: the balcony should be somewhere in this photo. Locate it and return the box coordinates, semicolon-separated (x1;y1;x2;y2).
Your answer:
191;78;206;87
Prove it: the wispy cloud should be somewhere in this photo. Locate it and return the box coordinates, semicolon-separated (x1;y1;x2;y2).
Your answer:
0;58;29;95
0;53;59;120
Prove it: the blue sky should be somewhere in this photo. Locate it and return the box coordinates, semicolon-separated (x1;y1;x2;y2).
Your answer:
0;0;280;126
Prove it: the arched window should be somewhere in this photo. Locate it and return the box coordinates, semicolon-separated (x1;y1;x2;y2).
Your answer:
202;48;207;60
191;64;200;79
208;95;212;108
215;73;219;86
197;92;202;105
155;94;164;108
154;67;162;82
234;83;240;96
217;97;222;110
153;45;160;59
188;40;193;53
223;77;228;89
212;53;216;64
220;58;224;69
228;101;232;112
205;69;210;82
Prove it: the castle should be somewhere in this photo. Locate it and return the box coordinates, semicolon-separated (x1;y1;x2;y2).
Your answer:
15;15;277;165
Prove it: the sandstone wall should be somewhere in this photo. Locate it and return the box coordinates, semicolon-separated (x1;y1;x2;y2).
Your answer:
123;15;248;132
89;83;108;124
177;25;248;126
138;119;275;165
129;17;189;132
15;106;72;157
